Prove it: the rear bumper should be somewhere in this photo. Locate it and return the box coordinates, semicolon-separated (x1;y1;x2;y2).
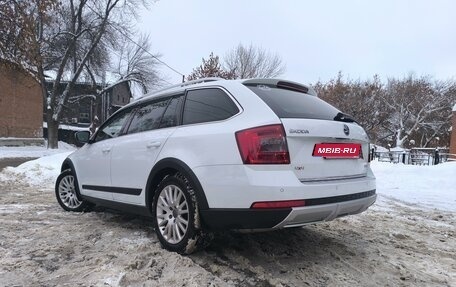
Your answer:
193;164;376;209
200;190;376;230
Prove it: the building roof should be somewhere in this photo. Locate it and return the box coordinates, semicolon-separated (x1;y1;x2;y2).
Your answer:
98;78;131;95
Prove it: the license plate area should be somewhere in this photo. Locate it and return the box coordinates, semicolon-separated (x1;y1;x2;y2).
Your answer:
313;143;361;159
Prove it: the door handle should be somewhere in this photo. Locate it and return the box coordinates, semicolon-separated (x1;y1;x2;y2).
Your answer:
146;141;161;149
102;147;111;153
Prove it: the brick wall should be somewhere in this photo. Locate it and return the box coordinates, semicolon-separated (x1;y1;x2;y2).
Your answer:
450;109;456;158
0;62;43;138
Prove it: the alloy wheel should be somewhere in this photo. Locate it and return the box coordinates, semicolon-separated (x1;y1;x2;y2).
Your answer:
58;174;82;209
155;184;189;244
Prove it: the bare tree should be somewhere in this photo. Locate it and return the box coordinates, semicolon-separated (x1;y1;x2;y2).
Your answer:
381;75;452;148
315;72;387;144
314;73;456;148
417;81;456;147
111;34;162;94
0;0;57;76
224;43;285;79
1;0;150;148
187;52;235;81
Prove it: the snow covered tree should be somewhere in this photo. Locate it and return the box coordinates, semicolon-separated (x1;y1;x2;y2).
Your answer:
419;81;456;147
382;75;453;148
0;0;152;148
112;34;162;94
315;72;387;143
314;73;456;148
0;0;54;63
224;44;285;79
187;52;235;81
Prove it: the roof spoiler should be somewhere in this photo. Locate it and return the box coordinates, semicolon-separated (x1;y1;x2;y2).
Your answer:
242;78;318;96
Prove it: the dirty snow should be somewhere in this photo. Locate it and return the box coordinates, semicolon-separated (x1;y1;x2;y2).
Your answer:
0;155;455;286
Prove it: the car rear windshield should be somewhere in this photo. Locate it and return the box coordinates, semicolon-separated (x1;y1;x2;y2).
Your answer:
246;85;341;120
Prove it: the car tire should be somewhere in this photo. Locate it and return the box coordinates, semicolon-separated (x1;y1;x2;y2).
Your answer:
152;172;211;254
55;169;92;212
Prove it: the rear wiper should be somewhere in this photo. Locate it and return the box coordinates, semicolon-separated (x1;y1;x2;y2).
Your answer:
334;112;357;124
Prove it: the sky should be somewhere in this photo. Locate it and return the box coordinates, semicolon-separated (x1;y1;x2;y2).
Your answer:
138;0;456;86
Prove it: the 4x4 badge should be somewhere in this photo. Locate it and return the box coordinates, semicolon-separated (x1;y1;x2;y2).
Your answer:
343;124;350;136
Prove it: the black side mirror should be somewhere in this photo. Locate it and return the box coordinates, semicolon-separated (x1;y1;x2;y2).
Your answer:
74;131;91;146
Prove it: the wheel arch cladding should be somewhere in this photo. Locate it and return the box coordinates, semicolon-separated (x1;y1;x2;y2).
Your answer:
61;158;75;172
145;158;209;211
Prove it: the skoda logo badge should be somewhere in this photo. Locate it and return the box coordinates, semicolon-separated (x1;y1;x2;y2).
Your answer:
343;124;350;136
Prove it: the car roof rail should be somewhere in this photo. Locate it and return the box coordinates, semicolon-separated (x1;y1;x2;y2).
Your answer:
180;77;224;87
141;77;224;98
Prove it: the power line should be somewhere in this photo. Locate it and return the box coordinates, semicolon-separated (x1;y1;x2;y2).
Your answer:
161;78;173;86
108;48;172;85
84;3;185;81
108;23;185;78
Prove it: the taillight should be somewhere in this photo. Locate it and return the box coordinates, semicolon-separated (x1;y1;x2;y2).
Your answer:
251;200;306;209
235;124;290;164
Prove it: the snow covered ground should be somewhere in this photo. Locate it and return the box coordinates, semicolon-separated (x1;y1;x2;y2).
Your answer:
0;141;75;159
0;150;455;286
371;161;456;212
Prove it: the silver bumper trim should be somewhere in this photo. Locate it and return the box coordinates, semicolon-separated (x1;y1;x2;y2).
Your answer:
299;174;368;183
273;194;377;229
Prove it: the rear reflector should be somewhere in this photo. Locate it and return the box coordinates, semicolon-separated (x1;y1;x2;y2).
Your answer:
235;124;290;164
251;200;306;209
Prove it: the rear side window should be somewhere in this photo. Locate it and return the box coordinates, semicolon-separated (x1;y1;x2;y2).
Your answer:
183;88;239;125
247;85;340;120
159;95;184;128
128;99;169;134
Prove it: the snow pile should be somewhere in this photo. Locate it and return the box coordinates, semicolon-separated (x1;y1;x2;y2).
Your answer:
42;122;90;131
0;141;75;159
371;144;388;152
371;161;456;212
0;152;73;188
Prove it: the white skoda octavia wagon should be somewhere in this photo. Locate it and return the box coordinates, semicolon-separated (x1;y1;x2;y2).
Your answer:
55;78;376;254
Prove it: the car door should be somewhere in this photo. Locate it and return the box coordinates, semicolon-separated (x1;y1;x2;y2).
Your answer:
110;95;184;205
76;107;134;200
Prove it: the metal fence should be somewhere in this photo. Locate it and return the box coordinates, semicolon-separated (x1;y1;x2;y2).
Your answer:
372;148;454;165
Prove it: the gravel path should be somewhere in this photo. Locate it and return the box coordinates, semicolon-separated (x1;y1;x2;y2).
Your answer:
0;181;454;287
